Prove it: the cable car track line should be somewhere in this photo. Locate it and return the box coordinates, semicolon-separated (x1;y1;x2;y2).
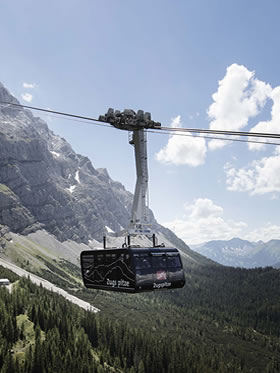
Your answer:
1;100;280;142
147;130;280;146
159;126;280;139
0;100;105;125
1;101;278;146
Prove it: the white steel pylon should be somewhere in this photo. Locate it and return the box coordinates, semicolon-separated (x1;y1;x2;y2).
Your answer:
99;108;161;238
128;129;151;235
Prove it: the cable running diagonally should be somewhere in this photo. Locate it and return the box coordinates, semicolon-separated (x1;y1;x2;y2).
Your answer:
147;130;280;146
1;100;280;143
0;100;107;127
159;126;280;139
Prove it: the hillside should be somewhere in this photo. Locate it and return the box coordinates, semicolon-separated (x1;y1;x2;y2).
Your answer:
191;237;280;268
1;260;280;373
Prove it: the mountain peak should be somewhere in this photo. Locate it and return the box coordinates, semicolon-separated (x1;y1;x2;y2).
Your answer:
0;82;196;261
0;82;21;114
191;237;280;268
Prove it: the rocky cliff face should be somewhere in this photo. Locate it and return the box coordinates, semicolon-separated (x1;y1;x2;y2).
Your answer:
0;82;135;242
0;82;190;253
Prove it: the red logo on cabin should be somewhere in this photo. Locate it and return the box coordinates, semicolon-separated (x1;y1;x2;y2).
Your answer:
156;271;167;281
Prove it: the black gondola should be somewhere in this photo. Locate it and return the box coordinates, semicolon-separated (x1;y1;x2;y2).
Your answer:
80;247;185;293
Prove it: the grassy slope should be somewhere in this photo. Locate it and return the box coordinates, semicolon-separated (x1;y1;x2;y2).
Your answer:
1;234;280;372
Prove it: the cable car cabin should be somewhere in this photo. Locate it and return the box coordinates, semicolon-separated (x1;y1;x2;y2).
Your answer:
80;247;185;293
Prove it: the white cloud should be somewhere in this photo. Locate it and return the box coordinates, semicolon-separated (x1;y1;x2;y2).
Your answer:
162;197;280;244
225;149;280;194
155;116;207;166
23;82;37;89
163;198;247;245
245;223;280;242
207;63;272;150
21;93;33;103
248;86;280;150
185;198;223;218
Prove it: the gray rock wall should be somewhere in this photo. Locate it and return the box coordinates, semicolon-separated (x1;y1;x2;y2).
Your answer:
0;83;132;242
0;82;194;258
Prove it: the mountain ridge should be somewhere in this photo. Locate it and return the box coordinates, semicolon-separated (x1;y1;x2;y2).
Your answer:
0;81;209;266
191;237;280;268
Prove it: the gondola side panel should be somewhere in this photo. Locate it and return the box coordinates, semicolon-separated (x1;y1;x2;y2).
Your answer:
80;250;136;292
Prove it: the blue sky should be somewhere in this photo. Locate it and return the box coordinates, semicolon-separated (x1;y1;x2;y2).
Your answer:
1;0;280;245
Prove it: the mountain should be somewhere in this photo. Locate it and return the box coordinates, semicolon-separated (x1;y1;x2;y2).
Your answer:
0;82;208;267
1;83;280;372
191;237;280;268
0;81;130;242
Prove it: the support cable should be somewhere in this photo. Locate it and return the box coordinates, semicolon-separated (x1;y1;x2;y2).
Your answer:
147;130;280;146
1;100;280;144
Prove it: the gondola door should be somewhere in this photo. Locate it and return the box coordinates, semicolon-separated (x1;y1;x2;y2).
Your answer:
151;253;172;290
133;252;154;291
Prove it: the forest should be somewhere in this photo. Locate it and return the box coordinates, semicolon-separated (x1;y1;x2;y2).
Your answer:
0;259;280;373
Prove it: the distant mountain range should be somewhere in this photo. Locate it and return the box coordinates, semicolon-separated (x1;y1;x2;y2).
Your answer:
190;237;280;268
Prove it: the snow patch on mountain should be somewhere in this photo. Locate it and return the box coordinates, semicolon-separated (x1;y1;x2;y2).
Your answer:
75;169;81;184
